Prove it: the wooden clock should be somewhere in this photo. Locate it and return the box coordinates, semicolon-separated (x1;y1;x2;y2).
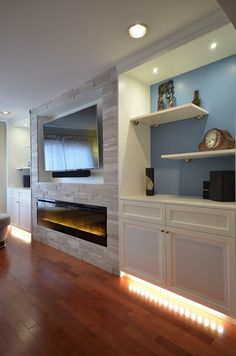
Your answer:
199;128;235;151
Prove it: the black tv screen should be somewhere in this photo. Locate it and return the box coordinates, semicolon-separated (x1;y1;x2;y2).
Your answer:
43;104;102;171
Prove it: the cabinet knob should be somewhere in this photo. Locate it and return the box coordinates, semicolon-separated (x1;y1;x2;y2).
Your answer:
161;229;165;233
165;230;170;234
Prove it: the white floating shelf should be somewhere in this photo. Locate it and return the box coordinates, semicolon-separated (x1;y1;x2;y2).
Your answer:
130;103;208;126
16;167;31;170
161;148;236;161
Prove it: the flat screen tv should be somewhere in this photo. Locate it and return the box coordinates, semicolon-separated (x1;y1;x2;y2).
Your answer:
43;104;103;172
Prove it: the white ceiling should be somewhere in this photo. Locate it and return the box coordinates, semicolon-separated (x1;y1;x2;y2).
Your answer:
128;24;236;85
0;0;222;123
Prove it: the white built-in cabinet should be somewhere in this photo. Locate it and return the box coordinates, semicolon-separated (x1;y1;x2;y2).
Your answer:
120;198;236;317
118;72;236;319
7;188;31;232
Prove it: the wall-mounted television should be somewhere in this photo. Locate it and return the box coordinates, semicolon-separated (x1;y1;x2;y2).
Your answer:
43;104;103;172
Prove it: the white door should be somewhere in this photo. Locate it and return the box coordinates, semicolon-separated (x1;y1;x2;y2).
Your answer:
166;227;235;314
19;201;31;231
120;218;166;286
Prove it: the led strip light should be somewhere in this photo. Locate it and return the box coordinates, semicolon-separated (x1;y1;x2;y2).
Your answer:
123;273;224;334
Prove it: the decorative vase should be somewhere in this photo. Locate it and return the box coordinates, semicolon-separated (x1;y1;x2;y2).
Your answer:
146;168;154;196
192;89;201;107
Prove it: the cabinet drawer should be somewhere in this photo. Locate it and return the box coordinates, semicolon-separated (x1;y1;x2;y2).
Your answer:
166;204;235;237
120;200;165;225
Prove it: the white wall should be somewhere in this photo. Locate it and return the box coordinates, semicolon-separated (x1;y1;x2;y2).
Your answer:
0;122;7;211
7;126;30;187
118;74;150;197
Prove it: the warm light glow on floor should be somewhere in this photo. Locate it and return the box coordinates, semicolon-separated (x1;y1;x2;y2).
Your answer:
10;226;31;243
122;272;225;334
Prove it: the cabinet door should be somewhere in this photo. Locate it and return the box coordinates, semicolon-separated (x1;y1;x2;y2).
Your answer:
7;198;20;227
120;218;166;286
19;201;31;232
166;227;235;314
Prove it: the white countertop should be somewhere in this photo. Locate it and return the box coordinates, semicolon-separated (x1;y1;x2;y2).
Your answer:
120;194;236;210
8;187;31;190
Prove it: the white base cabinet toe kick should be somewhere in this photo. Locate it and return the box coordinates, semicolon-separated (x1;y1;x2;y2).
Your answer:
120;197;236;318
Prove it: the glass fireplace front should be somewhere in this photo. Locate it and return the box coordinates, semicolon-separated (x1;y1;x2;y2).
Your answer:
37;199;107;247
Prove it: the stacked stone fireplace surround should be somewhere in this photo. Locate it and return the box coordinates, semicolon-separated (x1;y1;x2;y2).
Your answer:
30;68;119;274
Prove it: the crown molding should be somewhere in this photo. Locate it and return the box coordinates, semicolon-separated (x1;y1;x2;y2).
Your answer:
116;9;229;75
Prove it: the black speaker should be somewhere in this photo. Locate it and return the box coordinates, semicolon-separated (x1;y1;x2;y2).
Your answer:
209;171;235;202
23;175;30;187
52;170;91;178
146;168;154;196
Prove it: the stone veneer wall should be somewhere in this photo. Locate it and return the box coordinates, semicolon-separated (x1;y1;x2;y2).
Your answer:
30;68;119;274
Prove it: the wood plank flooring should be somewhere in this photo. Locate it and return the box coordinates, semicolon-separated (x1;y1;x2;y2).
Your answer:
1;233;236;355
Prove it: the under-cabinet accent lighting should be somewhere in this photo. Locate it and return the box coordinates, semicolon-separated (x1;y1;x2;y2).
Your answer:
128;24;148;39
10;226;31;243
197;315;203;324
210;42;217;50
124;273;225;334
185;310;191;318
152;67;159;74
0;111;11;115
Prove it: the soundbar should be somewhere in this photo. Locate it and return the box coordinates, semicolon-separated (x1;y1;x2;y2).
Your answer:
52;170;91;178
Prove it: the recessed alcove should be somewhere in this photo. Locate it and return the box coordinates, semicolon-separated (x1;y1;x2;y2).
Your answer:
37;91;104;185
119;23;236;199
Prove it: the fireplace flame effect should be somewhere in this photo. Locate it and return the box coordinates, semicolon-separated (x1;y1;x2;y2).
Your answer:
42;217;105;237
37;199;107;246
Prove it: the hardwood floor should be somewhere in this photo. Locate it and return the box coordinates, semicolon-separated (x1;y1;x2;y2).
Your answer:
1;233;236;355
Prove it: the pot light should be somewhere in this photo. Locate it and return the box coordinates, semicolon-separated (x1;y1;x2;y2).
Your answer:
210;42;217;50
128;23;148;39
152;67;159;74
0;111;11;115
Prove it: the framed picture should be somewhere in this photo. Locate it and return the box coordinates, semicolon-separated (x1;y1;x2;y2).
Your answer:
158;79;176;111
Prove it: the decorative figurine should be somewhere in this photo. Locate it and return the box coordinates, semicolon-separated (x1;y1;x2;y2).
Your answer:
192;89;201;107
158;80;176;111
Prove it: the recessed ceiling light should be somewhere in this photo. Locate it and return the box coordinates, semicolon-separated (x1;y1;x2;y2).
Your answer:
0;111;11;115
128;24;148;39
152;67;159;74
24;123;28;127
210;42;217;50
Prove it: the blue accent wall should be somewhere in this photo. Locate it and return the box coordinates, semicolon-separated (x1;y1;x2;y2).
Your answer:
150;55;236;196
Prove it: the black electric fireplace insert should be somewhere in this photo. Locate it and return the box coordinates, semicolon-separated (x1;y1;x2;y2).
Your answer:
37;199;107;247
